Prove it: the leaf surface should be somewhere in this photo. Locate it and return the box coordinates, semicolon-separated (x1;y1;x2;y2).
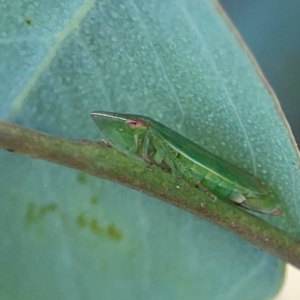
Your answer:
1;0;297;299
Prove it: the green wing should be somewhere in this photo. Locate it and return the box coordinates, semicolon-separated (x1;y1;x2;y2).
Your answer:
149;118;268;195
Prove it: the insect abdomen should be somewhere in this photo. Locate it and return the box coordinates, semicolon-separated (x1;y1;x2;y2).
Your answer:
149;130;263;206
176;154;250;201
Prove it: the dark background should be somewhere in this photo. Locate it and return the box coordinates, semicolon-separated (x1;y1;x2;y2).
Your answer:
221;0;300;144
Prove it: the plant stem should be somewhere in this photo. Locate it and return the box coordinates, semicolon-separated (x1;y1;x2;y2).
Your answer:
1;120;300;268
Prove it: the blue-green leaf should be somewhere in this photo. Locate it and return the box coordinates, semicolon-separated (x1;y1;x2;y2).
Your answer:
2;0;297;299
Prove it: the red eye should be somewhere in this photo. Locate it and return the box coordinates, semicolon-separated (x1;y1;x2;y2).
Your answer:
126;118;147;129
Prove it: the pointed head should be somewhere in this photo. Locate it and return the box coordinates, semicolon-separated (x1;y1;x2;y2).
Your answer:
91;111;149;154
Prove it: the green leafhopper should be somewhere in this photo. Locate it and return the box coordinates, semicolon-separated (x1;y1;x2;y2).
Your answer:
91;111;281;216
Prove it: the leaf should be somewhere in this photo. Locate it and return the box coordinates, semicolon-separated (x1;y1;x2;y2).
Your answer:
1;0;298;299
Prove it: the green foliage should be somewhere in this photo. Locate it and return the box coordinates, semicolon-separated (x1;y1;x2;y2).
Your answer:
2;0;299;299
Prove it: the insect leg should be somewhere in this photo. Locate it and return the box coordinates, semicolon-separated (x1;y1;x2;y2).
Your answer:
147;135;171;170
151;136;178;174
140;133;152;165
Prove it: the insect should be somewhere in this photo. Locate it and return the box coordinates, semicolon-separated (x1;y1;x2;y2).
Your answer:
91;111;281;216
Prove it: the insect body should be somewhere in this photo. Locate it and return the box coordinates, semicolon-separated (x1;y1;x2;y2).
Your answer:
91;111;281;216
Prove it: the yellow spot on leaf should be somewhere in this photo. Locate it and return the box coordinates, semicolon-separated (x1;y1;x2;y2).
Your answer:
77;172;87;184
25;202;58;225
25;202;36;225
76;212;123;242
86;218;122;241
90;218;104;236
76;213;87;227
90;196;99;205
25;19;33;26
107;223;122;241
